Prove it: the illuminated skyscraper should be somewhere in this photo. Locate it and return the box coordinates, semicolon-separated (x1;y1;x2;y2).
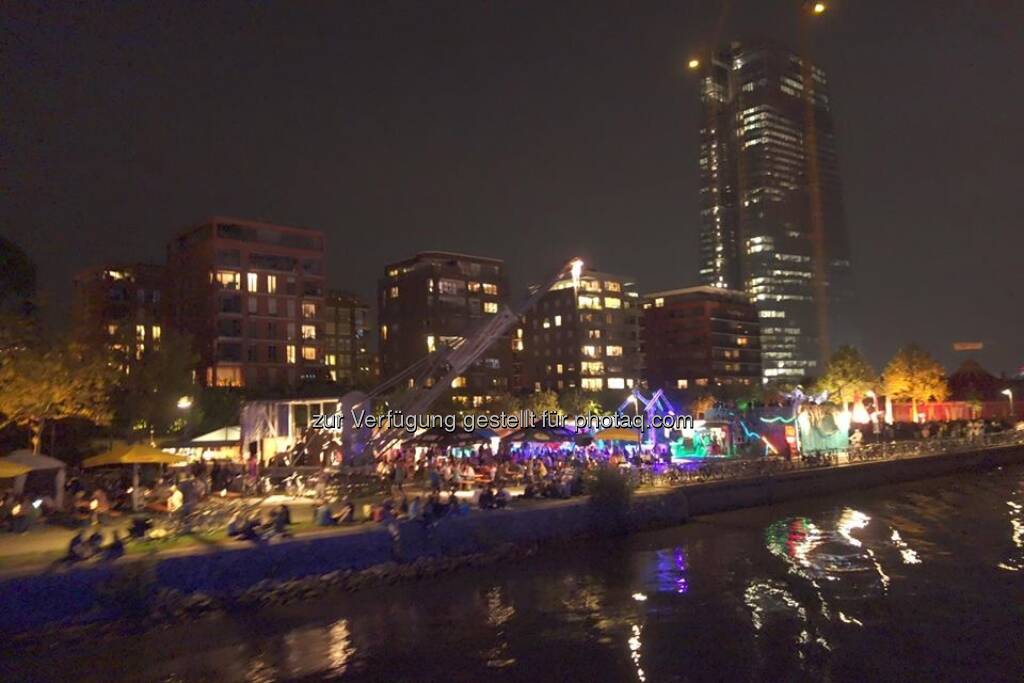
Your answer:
697;40;854;381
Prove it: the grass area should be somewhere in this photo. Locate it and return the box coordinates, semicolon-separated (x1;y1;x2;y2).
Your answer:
0;520;366;574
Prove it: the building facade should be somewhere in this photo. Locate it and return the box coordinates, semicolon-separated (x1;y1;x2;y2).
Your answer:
642;286;761;391
166;217;328;391
323;290;374;388
523;268;642;393
71;263;166;368
378;252;509;407
697;40;854;381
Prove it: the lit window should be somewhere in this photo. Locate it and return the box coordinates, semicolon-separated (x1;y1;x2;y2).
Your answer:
472;395;485;408
428;279;435;293
737;337;749;346
556;363;563;375
215;271;240;290
451;376;467;388
302;346;316;361
389;286;399;299
302;302;316;318
107;324;118;336
696;378;708;387
301;324;316;340
439;278;463;295
214;366;243;387
267;275;277;293
380;325;388;341
426;335;436;353
581;361;604;375
135;324;145;341
578;295;602;310
554;315;562;327
581;345;599;358
543;319;551;329
482;283;498;295
467;281;481;293
512;338;523;351
326;353;337;366
607;378;625;389
604;297;621;309
286;345;296;364
605;345;623;357
483;302;498;314
654;297;665;308
581;378;603;390
604;281;621;292
151;325;161;342
677;379;688;389
247;273;258;292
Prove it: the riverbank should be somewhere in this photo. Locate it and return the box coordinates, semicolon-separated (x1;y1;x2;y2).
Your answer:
2;440;1023;635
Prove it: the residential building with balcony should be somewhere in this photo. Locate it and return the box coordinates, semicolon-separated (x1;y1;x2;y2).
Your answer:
378;251;509;407
642;286;762;391
166;217;328;391
523;268;642;394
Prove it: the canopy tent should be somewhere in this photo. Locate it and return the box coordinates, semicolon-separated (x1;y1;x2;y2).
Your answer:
593;427;641;443
2;450;65;471
189;425;241;446
84;443;188;511
1;450;67;508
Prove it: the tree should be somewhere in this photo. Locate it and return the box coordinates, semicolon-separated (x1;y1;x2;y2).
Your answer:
559;389;602;418
524;390;560;417
814;345;877;405
882;344;949;419
114;330;198;436
0;340;118;452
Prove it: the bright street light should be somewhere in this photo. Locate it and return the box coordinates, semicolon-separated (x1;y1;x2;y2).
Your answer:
177;395;194;410
687;58;700;70
812;2;826;14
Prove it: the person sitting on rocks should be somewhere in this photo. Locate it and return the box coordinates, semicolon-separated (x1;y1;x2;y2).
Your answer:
314;501;337;526
478;486;496;510
495;486;510;509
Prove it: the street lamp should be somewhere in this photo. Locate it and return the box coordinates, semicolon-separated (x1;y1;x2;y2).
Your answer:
812;2;826;14
177;395;194;410
687;58;701;70
1002;389;1014;416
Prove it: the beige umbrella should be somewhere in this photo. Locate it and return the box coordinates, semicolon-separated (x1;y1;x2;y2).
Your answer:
84;444;188;511
0;461;30;478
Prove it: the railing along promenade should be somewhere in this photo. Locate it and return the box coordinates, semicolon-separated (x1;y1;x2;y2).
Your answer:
641;429;1024;488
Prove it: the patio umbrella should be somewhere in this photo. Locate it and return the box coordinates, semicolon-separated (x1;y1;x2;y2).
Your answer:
2;450;67;508
406;426;498;448
83;444;188;511
83;443;188;467
502;426;576;443
593;427;641;443
0;461;30;478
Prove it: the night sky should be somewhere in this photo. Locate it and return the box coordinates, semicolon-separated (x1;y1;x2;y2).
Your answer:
3;1;1022;375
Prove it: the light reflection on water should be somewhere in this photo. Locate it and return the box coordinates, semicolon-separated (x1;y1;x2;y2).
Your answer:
6;466;1024;682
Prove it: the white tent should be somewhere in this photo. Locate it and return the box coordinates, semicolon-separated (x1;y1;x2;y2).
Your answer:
2;450;66;509
190;426;241;444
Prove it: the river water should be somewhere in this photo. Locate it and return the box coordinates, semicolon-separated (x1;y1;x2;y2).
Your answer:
7;465;1024;682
